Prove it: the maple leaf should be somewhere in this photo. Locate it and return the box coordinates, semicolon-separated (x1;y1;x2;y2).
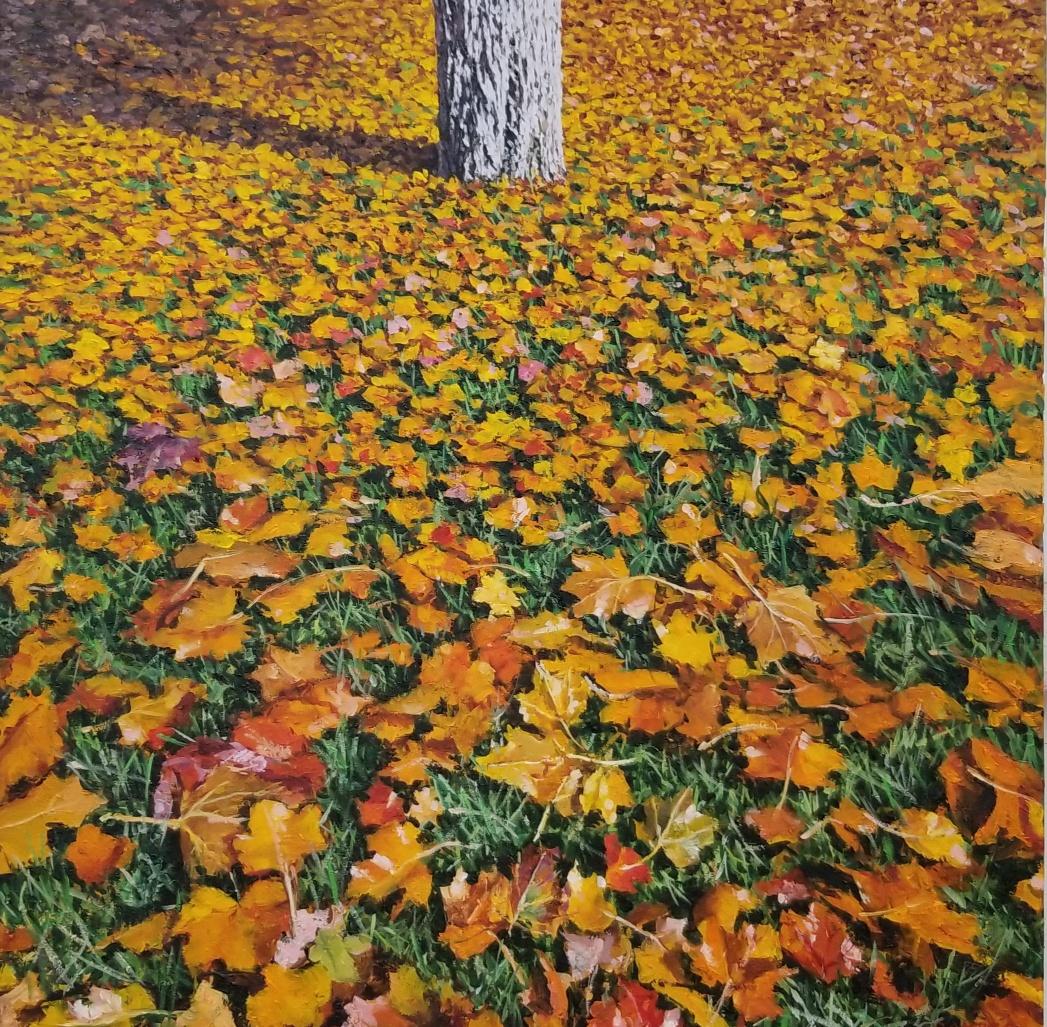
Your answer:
234;800;327;876
173;541;300;584
117;764;292;876
98;913;173;955
870;959;928;1012
566;866;617;933
603;834;651;893
438;867;512;957
174;879;289;972
639;789;717;868
940;738;1043;857
131;581;248;661
892;808;972;868
736;581;837;664
474;727;575;804
245;964;333;1027
472;569;522;615
0;773;103;874
41;985;155;1026
65;824;134;886
115;423;201;487
175;980;236;1027
0;690;63;802
963;658;1042;728
742;728;846;790
779;902;863;983
517;659;590;734
654;611;720;668
967;529;1043;577
562;551;658;620
508;846;563;937
845;863;982;955
588;981;680;1027
744;806;805;845
0;548;62;612
347;821;436;910
116;678;203;748
522;952;571;1027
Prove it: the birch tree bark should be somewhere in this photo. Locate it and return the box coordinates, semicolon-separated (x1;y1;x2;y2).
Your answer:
433;0;565;181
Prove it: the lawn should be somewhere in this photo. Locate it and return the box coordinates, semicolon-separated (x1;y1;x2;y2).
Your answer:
0;0;1042;1024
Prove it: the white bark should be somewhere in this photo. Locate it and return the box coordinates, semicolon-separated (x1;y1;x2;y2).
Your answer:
433;0;565;181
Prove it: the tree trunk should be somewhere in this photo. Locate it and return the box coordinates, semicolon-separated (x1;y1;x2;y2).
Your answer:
433;0;565;182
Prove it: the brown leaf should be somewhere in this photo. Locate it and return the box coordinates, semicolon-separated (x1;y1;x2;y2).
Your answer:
737;583;838;663
562;551;657;620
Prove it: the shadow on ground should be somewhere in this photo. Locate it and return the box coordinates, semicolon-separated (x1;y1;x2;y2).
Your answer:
0;0;435;171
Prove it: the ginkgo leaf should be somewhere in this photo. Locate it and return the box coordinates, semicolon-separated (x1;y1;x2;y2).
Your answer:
0;774;103;874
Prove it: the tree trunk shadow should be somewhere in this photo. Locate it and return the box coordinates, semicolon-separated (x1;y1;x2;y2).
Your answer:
0;0;436;173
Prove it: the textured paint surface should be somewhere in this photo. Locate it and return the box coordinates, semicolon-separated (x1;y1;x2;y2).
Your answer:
0;0;1042;1024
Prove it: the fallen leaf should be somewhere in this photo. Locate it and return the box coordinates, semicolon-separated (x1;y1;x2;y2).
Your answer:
0;774;103;874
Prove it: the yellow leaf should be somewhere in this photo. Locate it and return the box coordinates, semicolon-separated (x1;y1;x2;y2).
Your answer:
566;867;616;932
642;789;717;868
0;549;62;612
579;766;633;825
0;774;103;874
246;964;332;1027
591;667;678;695
347;822;433;908
234;801;327;875
472;570;522;616
655;611;719;668
737;583;837;664
388;966;430;1018
0;691;63;802
176;980;236;1027
894;809;971;868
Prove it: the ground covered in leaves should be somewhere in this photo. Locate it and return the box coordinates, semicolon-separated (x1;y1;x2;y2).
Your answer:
0;0;1043;1024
